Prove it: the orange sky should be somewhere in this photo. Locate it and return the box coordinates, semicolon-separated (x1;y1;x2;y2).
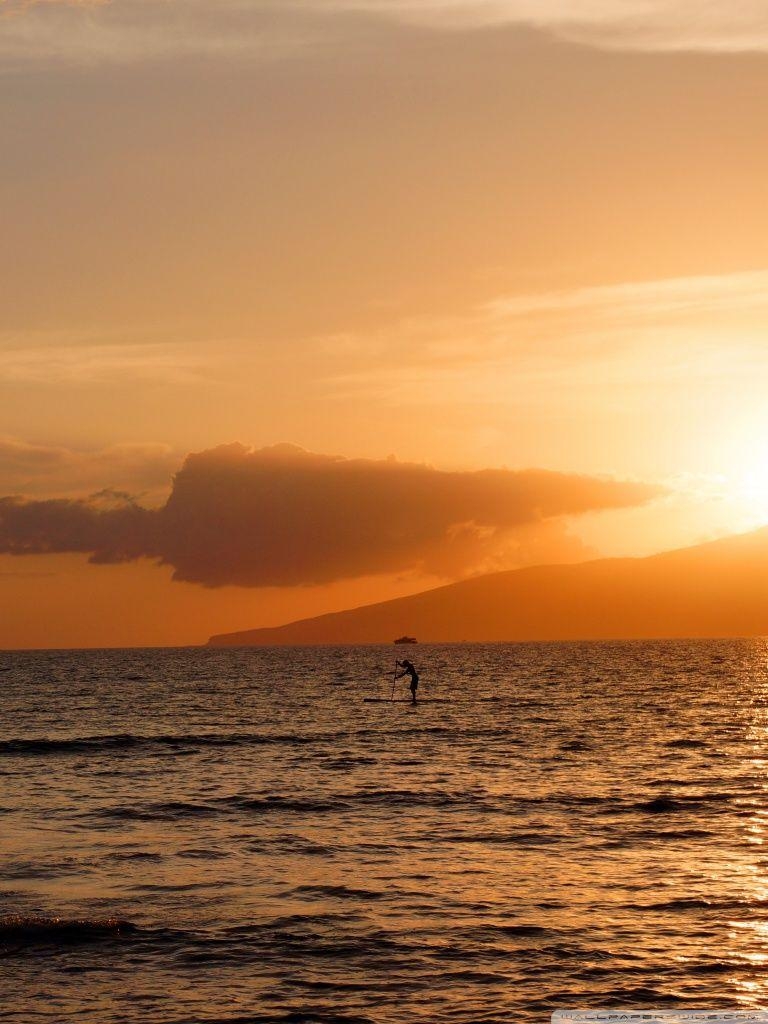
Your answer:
2;1;768;647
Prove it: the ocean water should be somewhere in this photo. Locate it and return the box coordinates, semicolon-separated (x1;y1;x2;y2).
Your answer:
3;640;768;1023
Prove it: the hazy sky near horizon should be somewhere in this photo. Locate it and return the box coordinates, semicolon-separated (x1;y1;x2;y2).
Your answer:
2;0;768;646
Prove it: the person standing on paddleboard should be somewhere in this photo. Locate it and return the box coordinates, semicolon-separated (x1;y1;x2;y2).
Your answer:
395;660;419;704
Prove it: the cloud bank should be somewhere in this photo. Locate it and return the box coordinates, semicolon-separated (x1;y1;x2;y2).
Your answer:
0;437;178;498
0;442;660;586
3;0;768;67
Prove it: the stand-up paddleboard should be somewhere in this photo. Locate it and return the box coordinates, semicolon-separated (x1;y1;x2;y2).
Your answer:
363;697;450;703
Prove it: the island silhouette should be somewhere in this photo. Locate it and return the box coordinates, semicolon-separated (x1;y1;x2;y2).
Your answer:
207;526;768;645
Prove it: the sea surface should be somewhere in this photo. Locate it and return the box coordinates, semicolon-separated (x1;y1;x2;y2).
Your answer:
3;641;768;1023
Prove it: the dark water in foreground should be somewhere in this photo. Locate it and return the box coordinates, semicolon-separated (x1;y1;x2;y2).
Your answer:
3;641;768;1023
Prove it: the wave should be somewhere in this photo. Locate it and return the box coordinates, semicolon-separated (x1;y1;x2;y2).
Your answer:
438;830;559;846
0;915;231;960
486;924;553;937
0;724;462;757
99;800;223;821
622;896;768;912
288;884;385;901
601;828;715;846
328;788;489;809
96;796;344;821
0;731;342;757
92;786;502;822
0;915;137;948
200;1014;376;1024
249;834;333;856
0;852;106;880
0;914;295;959
85;785;745;824
633;793;733;814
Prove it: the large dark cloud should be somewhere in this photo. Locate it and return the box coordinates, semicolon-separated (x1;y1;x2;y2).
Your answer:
0;443;661;586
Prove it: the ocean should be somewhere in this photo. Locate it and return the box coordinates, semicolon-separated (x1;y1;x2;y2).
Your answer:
3;640;768;1023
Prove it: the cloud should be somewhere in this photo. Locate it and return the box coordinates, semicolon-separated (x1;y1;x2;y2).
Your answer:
0;442;661;586
0;337;214;385
0;0;322;67
0;489;157;563
320;269;768;405
3;0;768;67
0;438;179;499
326;1;768;52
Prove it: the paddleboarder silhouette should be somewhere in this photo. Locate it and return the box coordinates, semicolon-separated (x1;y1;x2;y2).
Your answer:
395;659;419;704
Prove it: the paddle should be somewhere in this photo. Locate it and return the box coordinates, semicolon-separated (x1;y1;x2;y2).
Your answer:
391;658;398;702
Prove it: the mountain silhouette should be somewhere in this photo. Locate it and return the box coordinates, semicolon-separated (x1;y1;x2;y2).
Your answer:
207;526;768;645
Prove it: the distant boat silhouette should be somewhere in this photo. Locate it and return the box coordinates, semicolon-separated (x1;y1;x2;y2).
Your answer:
394;636;417;644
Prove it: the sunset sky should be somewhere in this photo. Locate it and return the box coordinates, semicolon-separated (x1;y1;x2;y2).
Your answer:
2;0;768;647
